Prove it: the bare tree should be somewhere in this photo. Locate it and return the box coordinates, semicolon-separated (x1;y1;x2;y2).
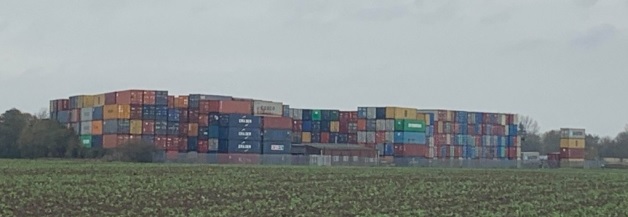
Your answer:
35;108;49;120
519;115;540;135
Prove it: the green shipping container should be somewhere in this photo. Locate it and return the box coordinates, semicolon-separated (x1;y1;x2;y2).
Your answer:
330;110;340;121
394;119;426;132
80;135;92;148
312;110;322;121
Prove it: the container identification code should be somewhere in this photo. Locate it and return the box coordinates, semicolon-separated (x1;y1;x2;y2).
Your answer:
408;123;423;128
238;132;252;136
271;145;284;151
238;119;252;124
238;144;252;149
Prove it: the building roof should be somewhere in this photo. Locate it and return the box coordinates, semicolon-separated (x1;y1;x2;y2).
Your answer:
293;143;374;151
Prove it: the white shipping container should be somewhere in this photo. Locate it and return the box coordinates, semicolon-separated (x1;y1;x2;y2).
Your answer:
290;109;303;120
80;121;91;135
357;132;367;144
366;132;376;143
81;108;93;122
428;137;435;146
376;120;387;131
253;101;283;116
385;120;395;131
513;114;519;125
428;146;435;158
366;107;377;120
500;114;507;125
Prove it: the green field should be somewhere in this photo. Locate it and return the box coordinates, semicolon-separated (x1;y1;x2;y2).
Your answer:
1;160;627;216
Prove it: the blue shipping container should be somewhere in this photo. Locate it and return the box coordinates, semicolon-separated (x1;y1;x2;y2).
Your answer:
375;108;386;119
188;94;201;108
282;105;290;117
141;135;155;144
168;109;180;122
357;107;368;119
188;137;198;151
218;114;261;128
91;135;103;149
302;121;313;132
155;91;168;106
311;132;321;143
155;121;168;135
261;141;292;155
155;106;169;121
311;121;321;132
262;129;292;141
56;111;70;124
456;111;468;124
377;143;394;156
167;122;180;135
219;127;262;141
208;126;220;138
198;127;209;140
142;105;156;120
320;121;331;132
92;107;103;120
301;110;312;121
475;113;483;125
393;132;427;144
218;139;262;153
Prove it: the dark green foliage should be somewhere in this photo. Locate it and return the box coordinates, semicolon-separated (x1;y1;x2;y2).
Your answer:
108;141;157;163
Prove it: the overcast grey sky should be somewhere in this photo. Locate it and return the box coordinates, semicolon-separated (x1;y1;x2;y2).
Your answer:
1;0;627;137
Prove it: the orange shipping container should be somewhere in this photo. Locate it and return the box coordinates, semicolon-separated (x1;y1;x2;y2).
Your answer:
91;121;103;135
130;120;143;135
116;90;144;105
175;96;189;109
103;105;131;120
302;132;312;143
188;123;199;137
102;134;130;149
357;119;367;131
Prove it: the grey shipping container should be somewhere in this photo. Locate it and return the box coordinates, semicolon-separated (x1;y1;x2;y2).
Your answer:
290;109;303;121
80;121;92;135
70;123;80;135
103;119;130;134
385;120;395;131
366;132;376;143
282;105;290;117
357;131;367;144
385;132;395;143
376;120;387;131
366;120;377;132
209;139;219;152
80;108;93;122
366;107;377;120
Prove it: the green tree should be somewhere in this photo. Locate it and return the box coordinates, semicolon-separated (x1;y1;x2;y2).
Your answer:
541;130;561;154
0;109;33;158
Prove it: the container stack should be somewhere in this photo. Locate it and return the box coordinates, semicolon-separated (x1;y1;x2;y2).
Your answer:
290;109;341;144
420;110;520;160
559;128;585;165
338;111;359;144
256;100;292;155
357;107;427;157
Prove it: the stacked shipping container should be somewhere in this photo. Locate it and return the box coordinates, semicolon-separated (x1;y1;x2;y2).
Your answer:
51;89;522;161
559;128;585;162
419;110;520;160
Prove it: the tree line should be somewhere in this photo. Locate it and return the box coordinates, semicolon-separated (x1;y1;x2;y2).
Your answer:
0;108;155;162
519;116;628;159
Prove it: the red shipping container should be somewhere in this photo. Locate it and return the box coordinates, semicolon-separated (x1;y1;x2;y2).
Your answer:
168;96;175;109
357;119;367;131
142;121;155;135
339;121;349;133
166;136;175;151
348;134;358;144
70;109;81;122
348;112;358;120
116;90;144;105
117;134;130;146
560;148;585;159
188;110;199;123
217;153;261;165
507;147;518;159
320;132;330;143
339;112;350;120
105;92;117;105
437;110;447;121
208;100;252;114
142;91;156;105
103;135;118;149
394;144;429;157
292;121;303;132
197;141;209;153
179;123;189;136
453;123;460;134
166;151;179;161
179;109;189;123
179;137;188;152
375;132;386;144
262;117;292;129
436;145;463;158
155;136;167;150
199;100;211;113
130;105;142;119
198;114;209;127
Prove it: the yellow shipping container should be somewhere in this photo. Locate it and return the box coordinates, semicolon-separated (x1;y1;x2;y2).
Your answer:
82;95;95;108
385;107;418;119
330;121;340;133
560;138;585;149
302;132;312;143
415;113;426;121
103;105;131;120
93;94;106;106
130;120;143;135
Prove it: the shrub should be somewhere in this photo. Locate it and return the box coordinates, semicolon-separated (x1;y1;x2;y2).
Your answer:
107;141;157;163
